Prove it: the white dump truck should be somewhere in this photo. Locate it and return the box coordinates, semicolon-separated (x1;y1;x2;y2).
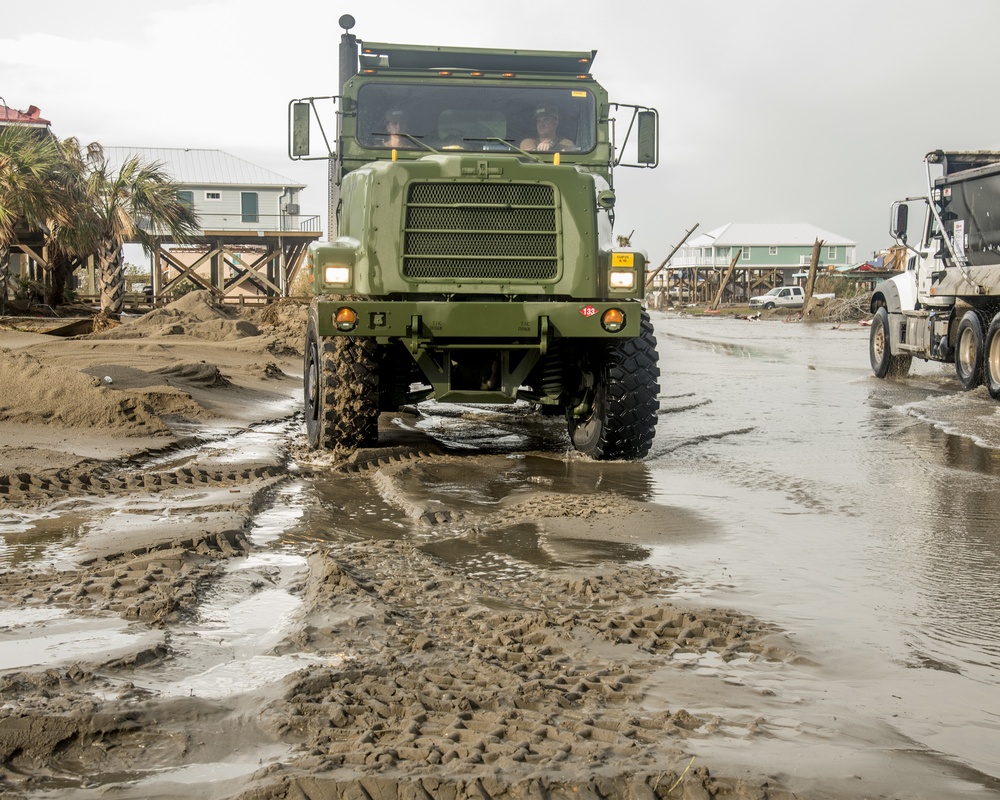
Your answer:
870;150;1000;393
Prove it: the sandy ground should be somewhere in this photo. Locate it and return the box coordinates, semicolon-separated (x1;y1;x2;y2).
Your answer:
0;294;802;799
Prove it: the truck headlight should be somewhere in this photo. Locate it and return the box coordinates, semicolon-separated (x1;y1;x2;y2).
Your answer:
324;266;351;285
610;270;635;289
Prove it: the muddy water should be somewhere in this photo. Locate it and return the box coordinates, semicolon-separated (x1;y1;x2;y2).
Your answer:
5;312;1000;798
645;314;1000;796
294;313;1000;796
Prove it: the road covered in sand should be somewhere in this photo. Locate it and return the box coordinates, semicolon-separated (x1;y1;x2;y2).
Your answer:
1;295;998;800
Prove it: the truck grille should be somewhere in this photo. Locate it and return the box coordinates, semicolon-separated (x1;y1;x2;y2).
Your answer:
403;182;559;281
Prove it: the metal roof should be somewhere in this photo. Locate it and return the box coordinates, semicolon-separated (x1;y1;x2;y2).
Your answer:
689;223;856;248
102;147;305;189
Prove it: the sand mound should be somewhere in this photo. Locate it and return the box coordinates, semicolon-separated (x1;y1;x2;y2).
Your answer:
242;298;309;357
91;291;261;342
0;349;168;434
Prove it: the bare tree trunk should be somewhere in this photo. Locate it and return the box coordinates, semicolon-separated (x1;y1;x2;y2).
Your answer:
46;243;72;307
97;243;125;319
804;238;824;304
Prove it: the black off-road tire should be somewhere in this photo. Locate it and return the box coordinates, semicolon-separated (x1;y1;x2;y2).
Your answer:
567;310;660;460
955;310;986;391
870;306;911;379
984;312;1000;400
304;313;379;450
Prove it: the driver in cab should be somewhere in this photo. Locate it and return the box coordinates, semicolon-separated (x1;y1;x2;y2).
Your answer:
520;107;574;152
383;109;414;149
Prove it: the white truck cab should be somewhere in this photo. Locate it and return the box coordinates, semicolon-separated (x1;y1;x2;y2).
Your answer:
870;150;1000;393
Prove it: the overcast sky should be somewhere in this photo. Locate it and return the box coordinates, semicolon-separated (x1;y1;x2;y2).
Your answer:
4;0;999;262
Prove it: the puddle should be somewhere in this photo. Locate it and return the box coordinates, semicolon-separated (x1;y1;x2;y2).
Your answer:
0;611;161;672
409;401;570;454
130;552;315;699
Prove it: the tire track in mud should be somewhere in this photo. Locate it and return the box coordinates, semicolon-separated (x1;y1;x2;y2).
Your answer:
0;464;288;504
0;424;798;799
0;417;302;506
248;539;790;799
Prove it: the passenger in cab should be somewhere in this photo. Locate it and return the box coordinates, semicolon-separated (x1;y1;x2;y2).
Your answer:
520;107;574;152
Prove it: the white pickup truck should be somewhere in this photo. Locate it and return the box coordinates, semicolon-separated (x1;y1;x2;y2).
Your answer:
749;286;834;310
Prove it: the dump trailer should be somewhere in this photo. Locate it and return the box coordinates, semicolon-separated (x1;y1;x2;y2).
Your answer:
289;15;661;459
871;150;1000;395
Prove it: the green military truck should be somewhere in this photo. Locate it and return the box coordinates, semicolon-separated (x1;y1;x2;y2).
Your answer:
289;15;661;460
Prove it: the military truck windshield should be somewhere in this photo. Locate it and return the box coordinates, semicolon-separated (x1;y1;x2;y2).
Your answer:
356;83;597;153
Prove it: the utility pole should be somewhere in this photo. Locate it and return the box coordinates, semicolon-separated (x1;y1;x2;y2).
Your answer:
644;223;700;290
710;250;741;311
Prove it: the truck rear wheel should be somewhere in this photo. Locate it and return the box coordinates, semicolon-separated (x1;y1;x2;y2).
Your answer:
567;310;659;460
955;310;985;391
984;313;1000;400
870;306;911;379
304;313;379;450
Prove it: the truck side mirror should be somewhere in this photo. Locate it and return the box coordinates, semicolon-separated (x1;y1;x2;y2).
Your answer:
890;201;908;244
291;102;311;158
637;111;657;166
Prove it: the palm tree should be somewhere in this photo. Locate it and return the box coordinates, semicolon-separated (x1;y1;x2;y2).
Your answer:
42;138;100;307
80;144;199;319
0;125;70;314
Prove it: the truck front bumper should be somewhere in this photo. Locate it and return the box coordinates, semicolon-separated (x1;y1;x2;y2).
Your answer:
314;299;645;343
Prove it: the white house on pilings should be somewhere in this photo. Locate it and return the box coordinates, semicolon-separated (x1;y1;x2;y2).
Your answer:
92;147;322;303
657;223;857;304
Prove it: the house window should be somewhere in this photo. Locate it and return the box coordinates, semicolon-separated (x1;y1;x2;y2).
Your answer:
741;246;751;259
828;246;837;259
205;191;221;201
241;191;259;224
769;246;778;256
177;190;194;206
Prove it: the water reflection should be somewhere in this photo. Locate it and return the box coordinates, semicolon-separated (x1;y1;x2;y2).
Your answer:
646;313;1000;787
0;511;88;567
296;444;662;582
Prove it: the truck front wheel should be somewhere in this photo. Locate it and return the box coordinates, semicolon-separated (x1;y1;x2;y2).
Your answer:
304;313;379;450
955;310;985;391
567;310;660;460
870;306;911;379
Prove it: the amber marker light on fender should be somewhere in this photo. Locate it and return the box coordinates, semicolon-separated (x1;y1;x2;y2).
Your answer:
335;307;358;332
601;308;625;332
